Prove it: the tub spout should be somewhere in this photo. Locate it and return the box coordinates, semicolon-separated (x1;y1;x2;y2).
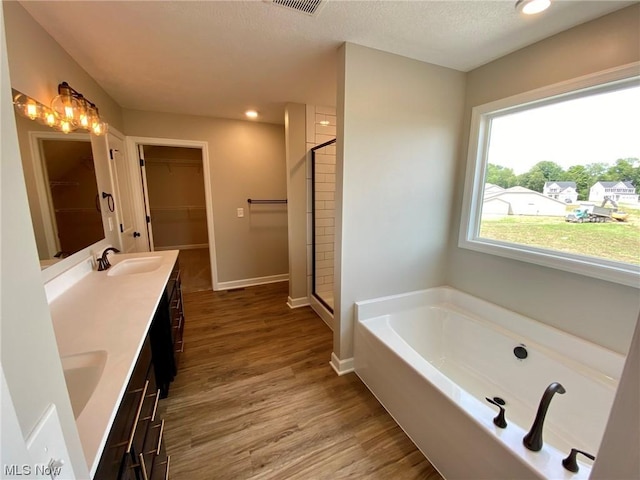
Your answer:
523;382;566;452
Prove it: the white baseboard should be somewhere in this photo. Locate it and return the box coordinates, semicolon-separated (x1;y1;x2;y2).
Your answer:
155;243;208;251
330;352;354;376
217;273;288;290
287;296;310;309
310;297;334;330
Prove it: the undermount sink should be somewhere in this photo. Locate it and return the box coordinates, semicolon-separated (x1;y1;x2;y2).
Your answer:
61;350;108;419
107;256;163;276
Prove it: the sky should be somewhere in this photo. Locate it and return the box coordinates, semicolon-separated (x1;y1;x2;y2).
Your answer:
486;84;640;175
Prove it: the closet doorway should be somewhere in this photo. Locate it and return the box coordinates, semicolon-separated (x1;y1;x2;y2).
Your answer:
137;142;215;292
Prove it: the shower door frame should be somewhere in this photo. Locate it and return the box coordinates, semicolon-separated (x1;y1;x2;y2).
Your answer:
311;138;337;314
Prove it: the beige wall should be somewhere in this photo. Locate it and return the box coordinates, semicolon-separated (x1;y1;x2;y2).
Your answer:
284;103;308;304
0;3;89;475
336;43;466;361
124;109;288;284
448;5;640;355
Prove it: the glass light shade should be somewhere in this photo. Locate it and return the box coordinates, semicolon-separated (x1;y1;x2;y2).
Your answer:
36;107;59;128
59;119;77;134
51;92;80;124
91;119;108;136
13;93;41;120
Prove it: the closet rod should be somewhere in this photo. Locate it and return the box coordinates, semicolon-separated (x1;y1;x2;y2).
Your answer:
247;198;287;205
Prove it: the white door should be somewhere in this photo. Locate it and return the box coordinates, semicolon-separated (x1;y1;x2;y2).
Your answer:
108;133;142;253
137;144;155;251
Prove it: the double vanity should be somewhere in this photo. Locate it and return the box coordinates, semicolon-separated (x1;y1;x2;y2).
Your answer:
47;250;184;478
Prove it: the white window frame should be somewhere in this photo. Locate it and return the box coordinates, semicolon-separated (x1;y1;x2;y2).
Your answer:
459;63;640;288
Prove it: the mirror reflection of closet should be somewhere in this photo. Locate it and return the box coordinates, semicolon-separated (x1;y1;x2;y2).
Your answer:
14;109;106;269
40;138;103;262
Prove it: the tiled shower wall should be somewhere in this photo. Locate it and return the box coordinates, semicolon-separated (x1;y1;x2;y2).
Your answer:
306;105;336;308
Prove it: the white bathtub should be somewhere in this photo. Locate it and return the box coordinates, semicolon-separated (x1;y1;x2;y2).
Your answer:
354;286;624;480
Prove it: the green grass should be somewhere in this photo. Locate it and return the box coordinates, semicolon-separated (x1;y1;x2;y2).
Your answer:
480;205;640;266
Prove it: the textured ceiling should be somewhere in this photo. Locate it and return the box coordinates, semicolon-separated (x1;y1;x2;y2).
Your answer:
20;0;635;125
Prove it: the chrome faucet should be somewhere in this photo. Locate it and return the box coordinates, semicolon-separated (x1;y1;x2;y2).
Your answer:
523;382;566;451
97;247;120;271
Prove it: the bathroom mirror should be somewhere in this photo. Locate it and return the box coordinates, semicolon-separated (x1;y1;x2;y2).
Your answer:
14;112;107;269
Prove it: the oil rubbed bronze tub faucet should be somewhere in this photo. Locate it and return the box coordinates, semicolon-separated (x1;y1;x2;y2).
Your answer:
523;382;566;451
97;247;120;271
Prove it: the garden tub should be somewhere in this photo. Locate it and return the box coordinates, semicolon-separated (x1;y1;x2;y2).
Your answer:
354;286;624;479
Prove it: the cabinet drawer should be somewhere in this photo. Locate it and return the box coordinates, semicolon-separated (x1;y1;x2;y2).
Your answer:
151;455;170;480
138;419;165;480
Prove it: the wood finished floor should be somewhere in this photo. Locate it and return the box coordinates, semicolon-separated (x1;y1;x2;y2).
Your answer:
159;282;442;480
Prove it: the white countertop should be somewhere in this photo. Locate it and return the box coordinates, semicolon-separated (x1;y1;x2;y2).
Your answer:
48;250;179;478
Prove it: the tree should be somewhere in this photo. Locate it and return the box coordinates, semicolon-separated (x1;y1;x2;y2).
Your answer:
565;165;590;200
486;163;518;188
518;161;565;192
606;158;640;186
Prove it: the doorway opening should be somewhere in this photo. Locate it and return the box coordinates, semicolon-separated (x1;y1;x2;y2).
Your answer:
138;143;215;292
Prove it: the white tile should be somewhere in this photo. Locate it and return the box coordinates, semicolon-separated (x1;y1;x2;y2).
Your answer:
316;124;336;136
315;163;335;174
315;134;335;145
315;192;335;201
317;105;336;115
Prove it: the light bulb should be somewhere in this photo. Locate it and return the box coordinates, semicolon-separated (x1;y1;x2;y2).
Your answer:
13;92;41;120
91;119;108;136
60;120;73;134
51;84;80;126
44;111;58;127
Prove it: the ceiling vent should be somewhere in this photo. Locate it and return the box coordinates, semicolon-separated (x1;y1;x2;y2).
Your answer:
268;0;326;16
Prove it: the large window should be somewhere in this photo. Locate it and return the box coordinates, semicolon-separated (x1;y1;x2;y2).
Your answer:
460;65;640;287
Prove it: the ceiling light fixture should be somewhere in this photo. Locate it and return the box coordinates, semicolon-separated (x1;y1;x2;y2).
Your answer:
319;120;330;126
245;110;259;119
515;0;551;15
13;82;108;136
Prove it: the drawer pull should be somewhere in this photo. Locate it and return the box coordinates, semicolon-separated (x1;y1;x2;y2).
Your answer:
156;419;165;455
175;341;184;353
151;388;161;422
126;380;149;453
139;453;149;480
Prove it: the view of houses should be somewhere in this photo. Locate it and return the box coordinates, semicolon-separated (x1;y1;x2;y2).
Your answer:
483;181;639;218
483;159;640;217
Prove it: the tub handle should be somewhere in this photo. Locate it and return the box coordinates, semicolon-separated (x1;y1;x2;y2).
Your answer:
485;397;507;428
562;448;595;473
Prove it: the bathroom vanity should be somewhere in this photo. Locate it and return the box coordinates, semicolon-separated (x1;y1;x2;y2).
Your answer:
47;250;183;478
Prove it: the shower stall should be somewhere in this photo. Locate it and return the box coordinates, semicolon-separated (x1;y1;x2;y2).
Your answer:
311;139;337;312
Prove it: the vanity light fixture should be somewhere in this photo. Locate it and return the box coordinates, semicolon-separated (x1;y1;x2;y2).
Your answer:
12;82;108;136
245;110;259;119
515;0;551;15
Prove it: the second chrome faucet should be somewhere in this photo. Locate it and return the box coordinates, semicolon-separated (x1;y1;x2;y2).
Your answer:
523;382;566;451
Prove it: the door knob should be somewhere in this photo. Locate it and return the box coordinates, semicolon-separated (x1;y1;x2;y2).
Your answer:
133;231;141;238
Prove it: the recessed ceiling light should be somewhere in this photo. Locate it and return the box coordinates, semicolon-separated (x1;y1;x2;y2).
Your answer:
245;110;258;119
515;0;551;15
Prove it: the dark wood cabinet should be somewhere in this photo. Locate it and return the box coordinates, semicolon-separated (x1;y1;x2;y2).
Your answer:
150;256;185;398
94;255;184;479
94;337;169;479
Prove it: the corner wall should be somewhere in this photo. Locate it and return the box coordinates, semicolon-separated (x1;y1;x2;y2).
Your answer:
335;43;466;365
448;5;640;355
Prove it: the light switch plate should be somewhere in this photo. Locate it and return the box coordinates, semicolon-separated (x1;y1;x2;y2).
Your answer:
237;208;244;218
26;404;75;479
